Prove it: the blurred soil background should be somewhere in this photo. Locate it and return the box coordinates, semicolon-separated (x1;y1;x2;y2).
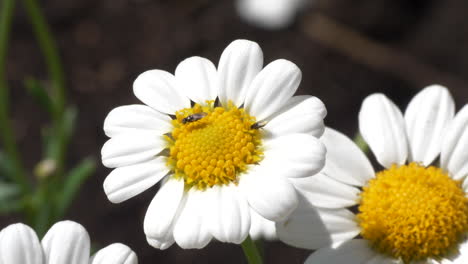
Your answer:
3;0;468;263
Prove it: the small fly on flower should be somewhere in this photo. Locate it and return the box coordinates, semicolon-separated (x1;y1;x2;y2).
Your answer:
182;112;208;124
251;120;267;129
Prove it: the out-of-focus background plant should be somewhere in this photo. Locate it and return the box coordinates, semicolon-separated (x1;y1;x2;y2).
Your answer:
1;0;468;263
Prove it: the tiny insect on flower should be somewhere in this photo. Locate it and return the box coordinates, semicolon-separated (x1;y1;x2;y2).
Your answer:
182;112;208;124
250;120;267;129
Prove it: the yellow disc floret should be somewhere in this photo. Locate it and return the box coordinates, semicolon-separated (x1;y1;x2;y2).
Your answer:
166;101;263;190
357;162;468;263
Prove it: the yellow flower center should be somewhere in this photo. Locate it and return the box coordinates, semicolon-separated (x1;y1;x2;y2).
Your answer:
357;162;468;263
166;101;263;190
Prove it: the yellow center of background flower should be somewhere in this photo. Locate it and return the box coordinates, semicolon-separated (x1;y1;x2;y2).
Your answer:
167;101;263;190
357;162;468;263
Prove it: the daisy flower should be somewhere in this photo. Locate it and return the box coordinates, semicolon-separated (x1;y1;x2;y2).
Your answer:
236;0;308;29
101;39;327;249
0;221;137;264
277;85;468;263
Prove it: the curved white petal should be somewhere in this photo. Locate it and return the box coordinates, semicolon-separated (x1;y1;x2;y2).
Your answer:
144;178;185;239
367;255;402;264
218;40;263;107
175;56;218;104
240;166;298;221
0;223;44;264
104;157;169;203
264;95;327;138
146;236;174;250
133;70;190;114
91;243;137;264
277;202;359;250
101;132;166;168
321;128;375;186
304;239;379;264
359;93;408;168
441;105;468;180
453;239;468;264
42;221;90;264
291;173;360;209
103;105;172;138
207;184;251;244
405;85;455;165
173;189;213;249
262;133;326;178
249;209;277;241
244;59;301;121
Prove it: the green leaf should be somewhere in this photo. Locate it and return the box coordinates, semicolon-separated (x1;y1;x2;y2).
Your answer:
23;77;55;114
55;157;95;219
0;181;21;214
44;106;77;166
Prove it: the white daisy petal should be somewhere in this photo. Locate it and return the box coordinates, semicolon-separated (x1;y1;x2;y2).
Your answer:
175;56;218;104
367;255;402;264
218;39;263;107
0;223;44;264
321;128;375;186
173;189;212;249
101;132;166;168
103;105;172;138
452;239;468;264
291;173;360;209
405;85;455;166
277;203;359;250
244;59;302;121
146;236;175;251
208;184;251;244
240;166;298;221
304;239;379;264
359;93;408;168
133;70;190;114
91;243;138;264
104;157;169;203
42;221;90;264
264;95;327;138
144;178;185;239
262;133;326;178
249;209;277;240
441;105;468;180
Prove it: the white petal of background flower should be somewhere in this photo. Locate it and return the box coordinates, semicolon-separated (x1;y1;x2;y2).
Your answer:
217;39;263;107
321;128;375;186
175;56;218;104
236;0;306;29
262;133;326;178
405;85;455;166
244;59;302;121
277;203;359;250
173;189;212;249
104;157;169;203
304;239;379;264
207;184;251;243
144;178;185;239
0;223;44;264
240;165;298;221
41;221;90;264
101;132;166;168
249;209;277;240
359;93;408;168
146;236;175;251
441;105;468;181
91;243;138;264
292;173;360;209
133;70;190;114
103;104;172;138
265;95;327;138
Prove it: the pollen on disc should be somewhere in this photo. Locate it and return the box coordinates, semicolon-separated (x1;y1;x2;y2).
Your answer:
357;162;468;263
166;101;264;190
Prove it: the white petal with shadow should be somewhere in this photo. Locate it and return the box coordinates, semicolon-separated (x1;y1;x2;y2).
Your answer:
0;223;44;264
304;239;379;264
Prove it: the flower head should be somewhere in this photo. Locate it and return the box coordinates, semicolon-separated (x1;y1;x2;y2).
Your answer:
101;39;327;249
0;221;137;264
277;85;468;263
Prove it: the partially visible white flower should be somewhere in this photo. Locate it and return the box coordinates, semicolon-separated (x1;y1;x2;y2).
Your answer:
0;221;137;264
277;85;468;263
236;0;308;29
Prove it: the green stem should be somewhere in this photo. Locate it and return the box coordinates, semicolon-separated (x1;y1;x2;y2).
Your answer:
0;0;30;193
241;236;263;264
22;0;66;120
353;132;369;154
